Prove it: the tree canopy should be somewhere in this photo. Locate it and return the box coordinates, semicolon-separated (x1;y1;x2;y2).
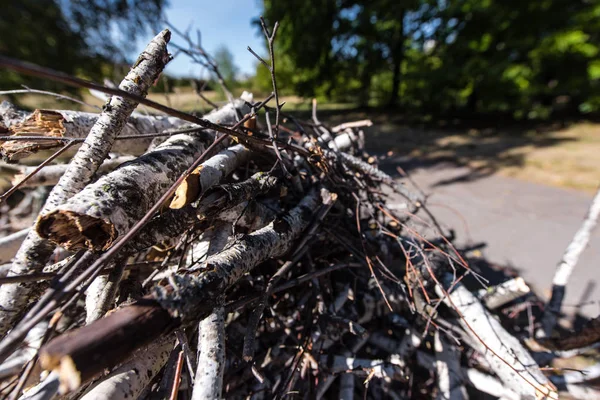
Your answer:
0;0;167;91
258;0;600;118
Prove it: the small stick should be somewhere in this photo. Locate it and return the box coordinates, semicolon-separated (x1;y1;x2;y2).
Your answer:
168;351;185;400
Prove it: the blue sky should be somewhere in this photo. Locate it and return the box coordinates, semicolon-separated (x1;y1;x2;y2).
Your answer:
134;0;265;78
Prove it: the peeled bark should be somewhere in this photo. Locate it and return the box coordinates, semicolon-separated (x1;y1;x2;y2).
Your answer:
0;29;172;337
37;100;250;251
169;144;250;209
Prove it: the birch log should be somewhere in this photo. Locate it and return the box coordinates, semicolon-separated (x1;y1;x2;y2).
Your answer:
192;224;231;400
79;336;174;399
540;186;600;337
154;188;327;322
436;277;558;399
0;29;172;337
1;110;191;161
39;190;325;390
169;144;250;209
12;156;135;188
37;99;251;251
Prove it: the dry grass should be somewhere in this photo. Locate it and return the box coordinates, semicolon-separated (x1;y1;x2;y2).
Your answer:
2;89;599;193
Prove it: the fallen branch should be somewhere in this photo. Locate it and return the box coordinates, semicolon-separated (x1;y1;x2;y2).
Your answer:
37;99;250;251
539;186;600;337
38;189;326;391
79;335;174;399
169;143;250;209
1;109;191;161
436;276;558;399
0;29;172;337
192;223;230;400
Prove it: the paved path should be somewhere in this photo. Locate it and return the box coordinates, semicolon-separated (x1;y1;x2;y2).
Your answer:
387;161;600;318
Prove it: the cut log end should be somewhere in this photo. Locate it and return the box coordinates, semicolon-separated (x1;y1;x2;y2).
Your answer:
37;210;116;251
1;109;67;162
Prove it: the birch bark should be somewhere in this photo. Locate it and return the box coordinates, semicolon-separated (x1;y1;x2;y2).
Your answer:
0;29;172;336
37;100;250;251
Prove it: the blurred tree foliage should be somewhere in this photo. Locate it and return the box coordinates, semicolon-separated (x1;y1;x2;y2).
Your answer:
258;0;600;118
0;0;167;92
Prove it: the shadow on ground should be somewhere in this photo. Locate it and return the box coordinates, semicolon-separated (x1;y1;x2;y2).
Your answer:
292;107;600;192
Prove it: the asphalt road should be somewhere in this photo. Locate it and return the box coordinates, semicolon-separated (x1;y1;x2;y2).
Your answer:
387;161;600;318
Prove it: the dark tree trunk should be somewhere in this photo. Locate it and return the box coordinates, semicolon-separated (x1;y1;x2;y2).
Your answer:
388;10;405;108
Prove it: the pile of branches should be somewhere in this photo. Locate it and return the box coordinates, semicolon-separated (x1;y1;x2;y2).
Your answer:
0;25;599;400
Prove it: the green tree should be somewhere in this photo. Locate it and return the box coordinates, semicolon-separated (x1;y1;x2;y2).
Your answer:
0;0;168;91
212;45;239;88
260;0;600;117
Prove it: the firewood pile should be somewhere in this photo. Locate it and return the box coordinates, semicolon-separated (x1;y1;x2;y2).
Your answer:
0;26;599;400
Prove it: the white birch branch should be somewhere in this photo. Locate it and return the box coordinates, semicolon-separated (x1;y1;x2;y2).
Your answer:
12;156;135;188
1;109;191;161
37;99;250;251
435;277;558;399
79;336;174;400
192;223;230;400
0;321;47;380
0;30;172;336
19;371;60;400
153;189;327;323
84;257;127;324
169;143;250;209
477;277;531;310
540;186;600;337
